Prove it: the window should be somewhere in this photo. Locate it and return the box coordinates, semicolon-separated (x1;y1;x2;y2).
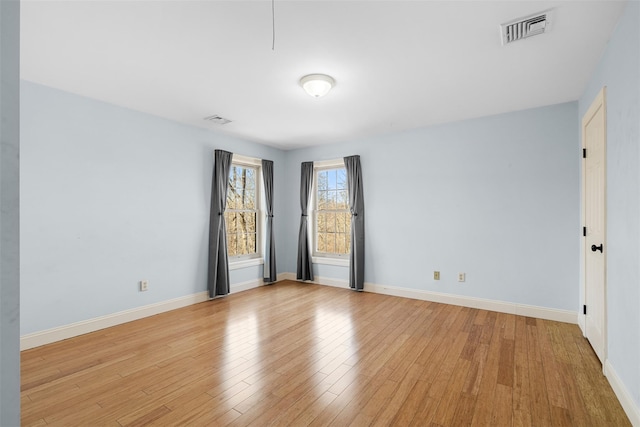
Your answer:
313;161;350;261
225;159;261;259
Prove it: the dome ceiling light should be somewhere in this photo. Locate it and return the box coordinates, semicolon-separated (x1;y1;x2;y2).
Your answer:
300;74;335;98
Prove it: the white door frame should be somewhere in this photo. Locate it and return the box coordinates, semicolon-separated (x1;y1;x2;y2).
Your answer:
580;86;607;367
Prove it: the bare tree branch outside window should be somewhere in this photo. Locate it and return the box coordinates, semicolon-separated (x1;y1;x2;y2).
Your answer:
316;167;350;255
225;165;258;257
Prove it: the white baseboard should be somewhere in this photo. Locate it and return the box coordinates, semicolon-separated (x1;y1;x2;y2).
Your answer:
20;278;266;351
278;272;296;281
290;274;577;324
367;282;576;323
278;273;350;290
604;360;640;426
312;276;350;289
230;278;265;293
578;313;586;336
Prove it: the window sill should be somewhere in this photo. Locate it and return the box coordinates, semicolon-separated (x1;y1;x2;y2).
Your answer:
229;257;263;270
312;256;349;267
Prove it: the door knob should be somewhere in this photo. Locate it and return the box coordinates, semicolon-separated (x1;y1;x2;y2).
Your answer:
591;244;603;253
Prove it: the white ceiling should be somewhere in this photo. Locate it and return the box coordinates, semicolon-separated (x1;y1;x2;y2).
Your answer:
21;1;627;150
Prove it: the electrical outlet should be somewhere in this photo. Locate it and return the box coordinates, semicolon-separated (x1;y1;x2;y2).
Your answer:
458;273;465;282
139;280;149;291
433;271;440;280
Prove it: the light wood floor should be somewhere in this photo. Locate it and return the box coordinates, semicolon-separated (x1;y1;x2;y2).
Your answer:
22;280;629;426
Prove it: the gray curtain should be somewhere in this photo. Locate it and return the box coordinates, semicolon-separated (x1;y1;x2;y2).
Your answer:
296;162;314;281
207;149;233;298
344;155;365;291
262;159;277;283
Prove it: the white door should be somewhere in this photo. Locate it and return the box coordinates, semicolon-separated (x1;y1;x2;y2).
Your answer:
582;87;607;364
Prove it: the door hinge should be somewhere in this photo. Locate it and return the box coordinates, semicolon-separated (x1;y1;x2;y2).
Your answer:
583;226;587;237
583;148;587;158
583;305;587;315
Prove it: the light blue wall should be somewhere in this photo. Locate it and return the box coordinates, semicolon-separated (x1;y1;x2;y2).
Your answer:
0;0;21;424
283;102;580;311
579;0;640;412
20;81;286;335
21;82;581;339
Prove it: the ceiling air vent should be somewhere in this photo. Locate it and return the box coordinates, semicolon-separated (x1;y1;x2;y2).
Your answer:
500;10;553;45
204;115;232;125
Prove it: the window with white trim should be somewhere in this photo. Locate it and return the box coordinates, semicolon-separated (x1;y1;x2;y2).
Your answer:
225;157;262;260
312;161;350;261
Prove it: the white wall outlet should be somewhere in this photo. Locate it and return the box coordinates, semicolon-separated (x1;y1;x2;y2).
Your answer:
458;273;466;282
433;271;440;280
139;280;149;291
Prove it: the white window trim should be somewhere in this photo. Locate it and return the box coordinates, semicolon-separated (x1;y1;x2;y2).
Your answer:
232;153;262;167
229;257;264;270
312;255;349;267
314;158;345;169
227;153;265;268
310;158;350;266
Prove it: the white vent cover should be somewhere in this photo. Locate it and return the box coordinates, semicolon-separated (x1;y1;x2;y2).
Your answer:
204;115;232;125
500;10;553;45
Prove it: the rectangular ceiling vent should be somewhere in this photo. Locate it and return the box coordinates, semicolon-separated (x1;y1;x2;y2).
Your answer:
500;10;553;45
204;115;232;125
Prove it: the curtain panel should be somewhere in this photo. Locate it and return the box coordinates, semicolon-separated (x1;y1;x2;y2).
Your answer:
344;155;365;291
262;159;277;282
296;162;314;281
207;149;233;298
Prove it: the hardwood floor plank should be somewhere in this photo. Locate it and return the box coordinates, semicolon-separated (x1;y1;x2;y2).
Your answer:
116;376;222;425
146;394;219;426
469;310;502;427
496;338;515;387
449;392;477;426
427;310;474;425
326;364;361;397
371;363;422;426
417;306;470;382
490;383;513;425
327;367;395;426
288;391;338;427
512;316;532;427
258;372;332;426
120;404;171;427
394;379;435;425
21;418;47;427
460;324;483;361
538;320;569;409
349;378;399;425
431;357;472;426
156;383;240;424
461;342;488;396
307;373;375;426
526;323;554;426
19;280;630;426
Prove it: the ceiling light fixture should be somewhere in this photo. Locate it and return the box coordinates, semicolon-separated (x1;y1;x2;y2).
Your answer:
300;74;335;98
